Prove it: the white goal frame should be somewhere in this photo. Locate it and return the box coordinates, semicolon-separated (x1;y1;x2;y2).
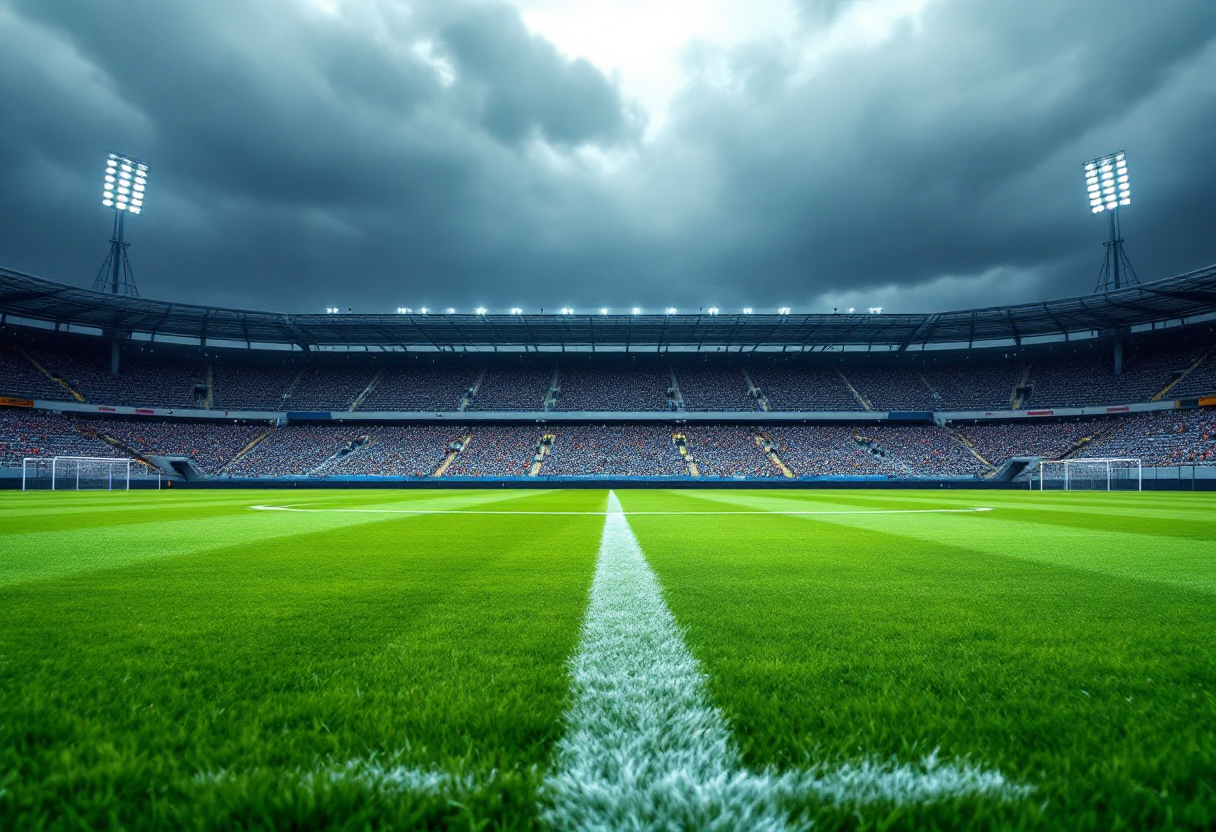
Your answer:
22;456;132;491
1038;457;1142;491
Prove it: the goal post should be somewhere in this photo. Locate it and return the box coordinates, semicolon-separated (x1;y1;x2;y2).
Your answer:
22;456;133;491
1037;458;1142;492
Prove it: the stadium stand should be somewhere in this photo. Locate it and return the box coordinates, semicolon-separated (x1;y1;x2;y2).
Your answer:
676;368;756;411
1076;408;1216;466
0;346;71;401
210;364;298;410
750;368;860;411
0;410;117;467
1169;350;1216;398
357;367;478;412
856;425;990;477
544;425;686;476
100;419;268;476
921;359;1020;410
29;346;203;408
952;419;1109;466
684;426;780;477
284;366;376;411
226;425;363;477
766;425;901;477
468;368;552;410
847;368;938;411
444;426;540;477
555;367;670;411
320;425;465;476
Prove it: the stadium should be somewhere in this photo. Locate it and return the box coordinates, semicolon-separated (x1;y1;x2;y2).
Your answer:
3;3;1215;831
3;263;1216;488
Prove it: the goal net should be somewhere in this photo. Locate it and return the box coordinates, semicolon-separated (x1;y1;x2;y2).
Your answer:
1038;458;1142;491
22;456;132;491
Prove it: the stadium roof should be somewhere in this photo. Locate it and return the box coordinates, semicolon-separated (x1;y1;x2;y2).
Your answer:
2;264;1216;353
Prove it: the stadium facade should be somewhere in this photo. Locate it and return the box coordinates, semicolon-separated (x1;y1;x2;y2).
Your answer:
2;265;1215;488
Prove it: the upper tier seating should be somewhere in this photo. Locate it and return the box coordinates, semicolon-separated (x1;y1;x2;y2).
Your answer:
555;368;670;411
677;368;756;411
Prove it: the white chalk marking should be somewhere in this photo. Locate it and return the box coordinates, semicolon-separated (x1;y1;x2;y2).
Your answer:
250;504;993;516
542;491;1027;830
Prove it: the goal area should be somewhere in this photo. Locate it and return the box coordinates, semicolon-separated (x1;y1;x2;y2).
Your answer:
1038;458;1142;491
22;456;133;491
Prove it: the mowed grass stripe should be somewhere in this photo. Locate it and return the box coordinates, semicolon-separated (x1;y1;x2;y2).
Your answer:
623;500;1216;831
677;489;1216;594
0;503;603;830
0;489;551;586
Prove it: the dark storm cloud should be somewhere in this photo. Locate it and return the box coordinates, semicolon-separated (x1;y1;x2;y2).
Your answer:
0;0;1214;315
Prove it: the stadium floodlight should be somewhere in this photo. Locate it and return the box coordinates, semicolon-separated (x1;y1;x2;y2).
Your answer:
600;307;609;315
419;307;428;314
446;307;456;314
1083;150;1137;292
778;307;791;315
742;307;753;314
510;307;523;315
708;307;719;315
868;306;882;314
326;307;340;314
631;307;640;315
476;307;487;315
93;151;148;297
848;307;855;313
666;307;677;314
398;307;412;314
561;307;572;315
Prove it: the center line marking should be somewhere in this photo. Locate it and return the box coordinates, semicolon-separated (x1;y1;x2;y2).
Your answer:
542;491;1027;830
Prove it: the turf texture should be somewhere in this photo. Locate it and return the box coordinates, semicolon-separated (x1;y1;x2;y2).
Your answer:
1;488;1213;830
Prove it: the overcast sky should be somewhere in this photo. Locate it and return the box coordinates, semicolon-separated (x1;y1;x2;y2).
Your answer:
2;0;1215;315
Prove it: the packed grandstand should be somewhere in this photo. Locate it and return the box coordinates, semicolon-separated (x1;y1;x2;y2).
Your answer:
2;266;1215;483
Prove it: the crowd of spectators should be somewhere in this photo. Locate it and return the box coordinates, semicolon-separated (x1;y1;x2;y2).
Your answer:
751;368;860;411
855;425;990;477
443;426;540;477
685;426;780;477
766;425;900;477
555;368;671;411
676;368;757;411
358;367;477;412
922;360;1020;410
1171;351;1216;398
284;366;377;411
29;346;203;408
1024;347;1200;408
320;426;464;476
226;425;363;477
0;409;118;467
953;419;1107;465
99;419;268;476
847;369;938;411
1077;409;1216;466
544;425;686;476
1;345;81;401
468;368;552;410
210;364;298;410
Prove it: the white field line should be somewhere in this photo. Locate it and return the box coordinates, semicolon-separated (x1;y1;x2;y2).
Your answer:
250;505;993;516
542;491;1028;831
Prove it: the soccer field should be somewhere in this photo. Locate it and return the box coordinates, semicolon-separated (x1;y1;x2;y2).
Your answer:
2;488;1213;831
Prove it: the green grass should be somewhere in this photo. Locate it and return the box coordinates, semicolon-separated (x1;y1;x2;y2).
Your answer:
2;488;1214;830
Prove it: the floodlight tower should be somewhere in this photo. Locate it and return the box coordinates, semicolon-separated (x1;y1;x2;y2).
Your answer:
1083;151;1137;293
92;152;149;297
